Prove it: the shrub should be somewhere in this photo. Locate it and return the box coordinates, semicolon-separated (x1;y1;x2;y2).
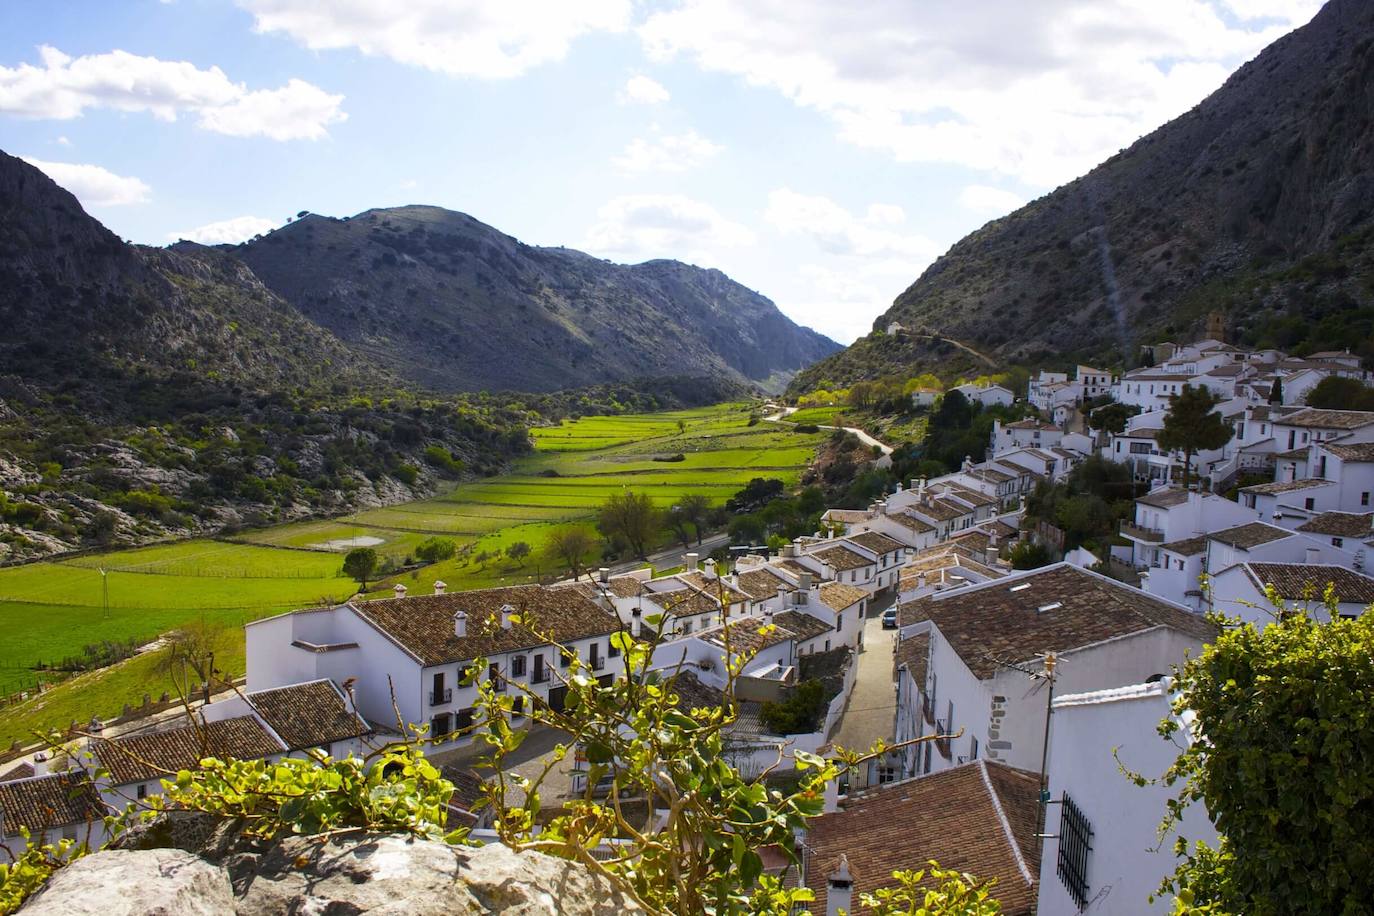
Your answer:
414;537;457;564
760;679;827;735
422;446;465;478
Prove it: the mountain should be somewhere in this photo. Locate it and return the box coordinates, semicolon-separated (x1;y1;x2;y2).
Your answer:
792;0;1374;393
232;205;839;394
0;151;533;561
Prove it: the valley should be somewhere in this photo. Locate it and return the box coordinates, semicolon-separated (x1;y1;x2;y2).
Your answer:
0;402;824;746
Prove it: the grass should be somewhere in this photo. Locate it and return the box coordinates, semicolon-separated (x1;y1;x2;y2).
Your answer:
0;401;824;746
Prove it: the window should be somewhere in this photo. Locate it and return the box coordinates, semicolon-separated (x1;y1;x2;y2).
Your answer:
560;649;572;668
1056;793;1095;911
608;637;621;657
877;764;897;784
589;642;603;671
533;653;548;684
1334;537;1344;548
835;613;843;633
824;638;831;651
512;696;525;719
430;713;452;740
454;707;474;731
970;736;979;761
489;662;505;692
136;783;147;800
1305;498;1315;511
510;655;526;678
1363;492;1370;507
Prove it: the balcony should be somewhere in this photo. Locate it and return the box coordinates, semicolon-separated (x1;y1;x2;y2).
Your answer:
921;694;935;726
934;718;952;759
429;688;452;706
590;656;605;672
532;669;549;685
1120;521;1164;543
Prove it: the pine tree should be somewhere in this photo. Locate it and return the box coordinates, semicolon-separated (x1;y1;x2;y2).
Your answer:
1157;385;1234;489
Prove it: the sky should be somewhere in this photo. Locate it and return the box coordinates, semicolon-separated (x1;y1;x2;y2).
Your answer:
0;1;1326;344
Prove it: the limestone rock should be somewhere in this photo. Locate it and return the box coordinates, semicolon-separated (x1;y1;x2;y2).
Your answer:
19;848;234;915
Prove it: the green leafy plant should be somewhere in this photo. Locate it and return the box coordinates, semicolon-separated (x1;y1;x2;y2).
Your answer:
861;863;1003;915
0;832;88;914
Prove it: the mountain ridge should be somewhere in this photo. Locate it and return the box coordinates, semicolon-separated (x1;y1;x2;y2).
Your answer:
791;0;1374;392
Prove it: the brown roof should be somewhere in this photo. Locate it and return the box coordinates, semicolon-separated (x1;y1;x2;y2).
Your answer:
1322;442;1374;463
1244;563;1374;603
733;567;797;601
666;670;727;711
1240;478;1332;495
1005;419;1058;431
1297;512;1374;538
0;772;105;834
818;582;868;612
941;484;998;508
653;586;724;619
970;467;1015;483
822;509;870;524
0;762;34;782
804;762;1040;915
845;531;905;556
247;680;371;751
909;498;970;523
440;766;490;818
97;716;284;785
606;576;644;599
1136;488;1190;508
1161;535;1208;557
773;610;835;643
895;631;930;685
1206;522;1293;550
886;511;936;533
811;544;874;572
776;559;823;580
673;572;749;605
350;586;620;666
702;611;831;654
1282;408;1374;430
898;565;1217;679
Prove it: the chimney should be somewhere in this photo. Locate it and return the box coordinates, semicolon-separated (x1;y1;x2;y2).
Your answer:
393;583;408;599
433;580;447;596
453;612;467;638
783;543;798;558
499;604;514;630
599;567;610;584
685;553;699;572
777;587;788;606
799;571;813;592
826;855;854;916
631;607;642;638
703;558;717;578
764;609;775;627
918;572;927;590
1305;546;1320;565
32;751;48;776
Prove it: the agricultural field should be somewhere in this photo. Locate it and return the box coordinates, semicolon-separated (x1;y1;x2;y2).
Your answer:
0;402;823;745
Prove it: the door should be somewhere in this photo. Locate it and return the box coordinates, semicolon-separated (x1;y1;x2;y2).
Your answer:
546;685;568;713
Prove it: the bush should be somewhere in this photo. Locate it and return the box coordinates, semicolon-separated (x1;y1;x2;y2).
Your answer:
414;537;457;564
393;464;419;486
794;423;820;434
422;445;465;478
1009;540;1051;570
760;679;827;735
652;453;686;463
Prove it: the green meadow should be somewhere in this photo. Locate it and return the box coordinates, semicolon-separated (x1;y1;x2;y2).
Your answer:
0;402;822;744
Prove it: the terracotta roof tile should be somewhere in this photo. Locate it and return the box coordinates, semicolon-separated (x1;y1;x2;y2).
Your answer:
895;631;930;684
1282;409;1374;430
1240;478;1333;495
350;586;620;667
0;772;104;834
1244;563;1374;603
733;567;797;601
897;565;1216;679
1137;488;1190;508
1297;512;1374;538
811;544;874;572
1322;442;1374;462
803;761;1040;915
97;716;284;786
247;679;371;752
818;582;868;612
1206;522;1293;550
845;531;905;556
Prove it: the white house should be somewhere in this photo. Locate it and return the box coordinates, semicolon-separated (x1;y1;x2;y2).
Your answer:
1076;365;1114;400
1038;680;1216;914
1208;562;1374;628
892;565;1216;782
1120;488;1258;572
0;769;105;854
991;419;1065;455
245;585;624;748
952;382;1015;409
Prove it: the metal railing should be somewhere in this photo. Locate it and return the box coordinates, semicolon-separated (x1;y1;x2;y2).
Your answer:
429;688;452;706
1119;521;1164;543
935;718;952;758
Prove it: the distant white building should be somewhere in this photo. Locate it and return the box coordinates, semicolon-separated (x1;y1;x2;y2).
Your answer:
1209;562;1374;628
952;382;1015;409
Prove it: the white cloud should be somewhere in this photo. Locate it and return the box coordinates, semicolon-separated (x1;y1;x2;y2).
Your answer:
21;157;150;207
239;0;631;79
55;135;70;146
640;0;1323;187
958;184;1026;215
765;188;939;260
613;128;722;173
0;46;344;140
618;74;669;104
583;194;755;265
167;215;277;245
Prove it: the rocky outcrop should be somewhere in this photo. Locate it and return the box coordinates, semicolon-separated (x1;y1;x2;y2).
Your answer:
21;828;643;915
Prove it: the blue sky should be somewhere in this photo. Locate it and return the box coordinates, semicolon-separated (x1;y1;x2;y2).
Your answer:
0;0;1324;343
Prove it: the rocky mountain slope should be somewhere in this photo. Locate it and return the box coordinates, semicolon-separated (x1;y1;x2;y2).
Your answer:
793;0;1374;392
0;152;534;561
233;205;839;394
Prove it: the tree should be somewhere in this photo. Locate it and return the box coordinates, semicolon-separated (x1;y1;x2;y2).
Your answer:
1158;598;1374;914
1156;385;1233;490
1008;540;1050;570
667;506;695;551
414;537;456;564
1305;375;1374;411
156;619;230;699
505;541;531;567
1267;375;1283;405
343;547;379;592
725;478;786;514
597;491;660;559
676;493;712;545
545;526;598;580
1088;402;1141;437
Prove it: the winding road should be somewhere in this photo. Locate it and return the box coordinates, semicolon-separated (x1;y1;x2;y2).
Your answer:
762;406;894;456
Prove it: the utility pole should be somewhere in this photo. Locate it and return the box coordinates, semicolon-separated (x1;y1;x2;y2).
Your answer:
1036;651;1059;862
99;567;109;619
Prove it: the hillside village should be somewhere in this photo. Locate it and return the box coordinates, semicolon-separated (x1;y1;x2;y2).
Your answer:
3;328;1371;912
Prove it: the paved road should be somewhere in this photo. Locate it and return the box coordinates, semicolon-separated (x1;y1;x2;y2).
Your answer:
762;406;894;456
830;591;899;754
555;532;733;586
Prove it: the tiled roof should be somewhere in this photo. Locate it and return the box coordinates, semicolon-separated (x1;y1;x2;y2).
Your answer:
1322;442;1374;463
350;586;620;666
940;484;998;508
733;567;797;601
1206;522;1293;550
909;498;969;523
701;611;831;654
666;670;727;712
845;531;905;556
1297;512;1374;538
97;716;284;786
885;511;936;533
897;565;1217;679
0;762;34;782
776;559;823;580
1137;488;1190;508
1161;535;1208;557
1240;478;1332;495
0;772;104;834
1005;420;1059;431
1244;563;1374;603
818;582;868;611
803;761;1040;915
1274;447;1309;460
895;631;930;684
672;572;750;605
1281;409;1374;430
440;766;490;819
799;647;852;697
970;467;1014;483
606;576;644;599
822;509;870;524
247;679;371;752
811;544;874;572
773;610;835;643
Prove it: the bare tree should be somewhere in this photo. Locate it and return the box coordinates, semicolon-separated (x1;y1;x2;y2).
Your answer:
598;490;661;559
546;525;598;580
156;618;231;701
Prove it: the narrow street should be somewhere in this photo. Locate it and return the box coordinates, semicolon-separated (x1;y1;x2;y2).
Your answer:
830;591;898;754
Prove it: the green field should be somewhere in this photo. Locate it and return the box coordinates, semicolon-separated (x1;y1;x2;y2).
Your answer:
0;402;822;744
